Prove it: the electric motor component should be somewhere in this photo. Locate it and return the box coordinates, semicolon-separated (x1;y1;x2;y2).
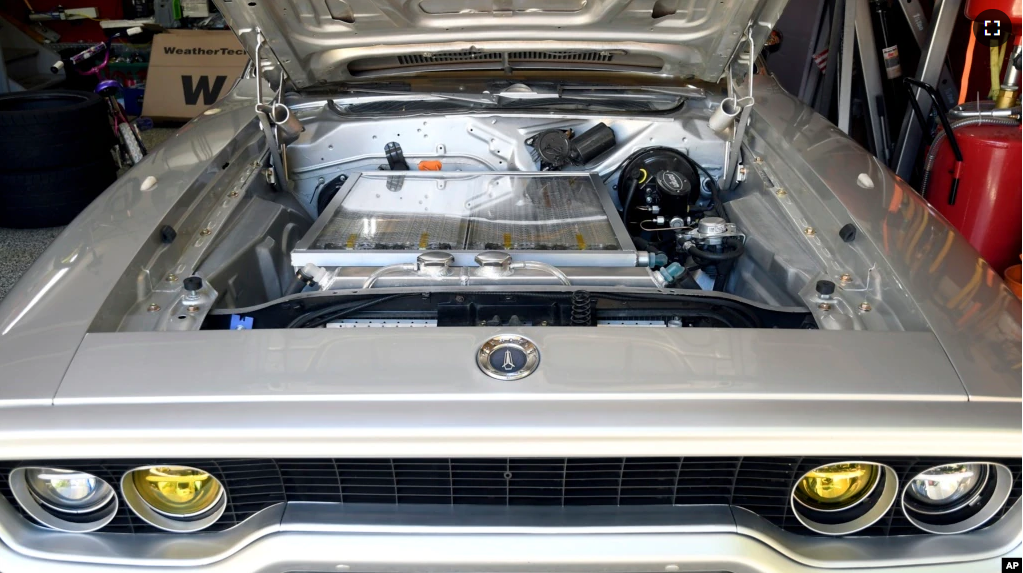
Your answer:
526;129;572;170
568;122;616;165
526;123;617;170
292;172;638;269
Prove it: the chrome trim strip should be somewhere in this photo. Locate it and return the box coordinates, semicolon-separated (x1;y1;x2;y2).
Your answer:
0;494;1019;569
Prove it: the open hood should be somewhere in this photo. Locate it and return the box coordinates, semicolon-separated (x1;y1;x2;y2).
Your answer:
213;0;788;90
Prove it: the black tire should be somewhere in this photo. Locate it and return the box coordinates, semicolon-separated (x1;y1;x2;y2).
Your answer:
0;90;116;170
0;160;117;228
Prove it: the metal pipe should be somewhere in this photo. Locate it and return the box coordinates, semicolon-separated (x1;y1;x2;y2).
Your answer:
325;267;657;290
509;261;572;285
361;264;417;289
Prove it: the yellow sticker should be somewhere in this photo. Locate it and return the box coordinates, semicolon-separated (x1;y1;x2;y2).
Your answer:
346;234;357;249
504;233;512;249
419;233;429;249
576;233;587;250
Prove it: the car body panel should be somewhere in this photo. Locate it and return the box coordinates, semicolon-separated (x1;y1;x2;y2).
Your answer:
55;328;966;404
746;76;1023;401
0;498;1019;572
213;0;789;88
0;87;259;404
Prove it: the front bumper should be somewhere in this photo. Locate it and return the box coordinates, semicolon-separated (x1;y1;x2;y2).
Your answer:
1;502;1019;573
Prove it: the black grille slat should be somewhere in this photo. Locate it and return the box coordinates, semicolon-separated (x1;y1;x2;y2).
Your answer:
1;457;1018;539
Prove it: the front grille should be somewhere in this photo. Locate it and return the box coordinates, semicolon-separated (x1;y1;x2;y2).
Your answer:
1;457;1018;537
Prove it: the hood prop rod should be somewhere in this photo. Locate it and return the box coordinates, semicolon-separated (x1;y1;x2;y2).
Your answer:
718;24;758;190
253;30;288;193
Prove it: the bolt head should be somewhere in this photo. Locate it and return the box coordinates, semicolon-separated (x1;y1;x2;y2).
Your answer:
804;227;816;236
147;303;160;312
540;320;549;326
840;273;853;283
166;273;177;282
200;227;212;236
817;302;832;311
229;190;239;198
776;188;787;196
859;302;872;312
187;306;200;313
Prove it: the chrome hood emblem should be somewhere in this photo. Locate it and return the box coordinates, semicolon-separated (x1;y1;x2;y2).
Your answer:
477;335;540;381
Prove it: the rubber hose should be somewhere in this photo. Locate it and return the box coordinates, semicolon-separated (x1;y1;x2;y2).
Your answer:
687;239;745;262
632;236;663;254
921;116;1018;194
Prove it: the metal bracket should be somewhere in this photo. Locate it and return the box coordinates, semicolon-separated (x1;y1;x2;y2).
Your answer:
253;30;288;192
722;26;757;188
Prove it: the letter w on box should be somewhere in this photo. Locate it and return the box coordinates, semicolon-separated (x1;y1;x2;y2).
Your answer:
143;31;249;120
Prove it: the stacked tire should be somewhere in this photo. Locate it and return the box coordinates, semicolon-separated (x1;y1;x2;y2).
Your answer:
0;90;117;228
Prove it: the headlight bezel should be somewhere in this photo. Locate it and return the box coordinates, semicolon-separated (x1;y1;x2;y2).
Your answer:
120;465;227;533
900;462;1012;535
8;467;118;533
790;461;898;536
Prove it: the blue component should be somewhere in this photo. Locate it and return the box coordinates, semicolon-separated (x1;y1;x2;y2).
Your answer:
657;262;685;284
230;315;254;330
648;252;669;268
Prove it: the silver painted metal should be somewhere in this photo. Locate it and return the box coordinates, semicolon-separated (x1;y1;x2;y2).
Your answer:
7;469;117;533
0;26;1019;572
0;495;1019;572
901;463;1014;535
212;0;785;88
119;466;227;533
477;334;540;381
790;462;898;536
746;74;1021;398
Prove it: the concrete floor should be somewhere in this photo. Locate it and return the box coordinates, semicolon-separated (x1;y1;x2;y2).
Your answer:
0;127;178;301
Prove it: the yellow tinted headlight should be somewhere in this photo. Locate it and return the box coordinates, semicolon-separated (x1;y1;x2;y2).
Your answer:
794;462;879;510
131;467;223;517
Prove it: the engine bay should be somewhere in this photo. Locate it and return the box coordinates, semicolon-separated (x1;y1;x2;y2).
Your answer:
281;113;748;298
92;104;882;332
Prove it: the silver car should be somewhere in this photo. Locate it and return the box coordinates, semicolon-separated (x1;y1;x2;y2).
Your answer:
0;0;1019;571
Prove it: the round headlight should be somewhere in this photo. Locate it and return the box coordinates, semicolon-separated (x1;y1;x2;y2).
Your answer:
904;463;987;513
790;461;897;536
121;466;226;532
8;467;118;532
901;462;1012;534
25;468;115;514
794;462;880;511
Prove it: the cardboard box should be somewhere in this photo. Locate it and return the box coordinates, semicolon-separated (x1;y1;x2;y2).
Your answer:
142;30;248;121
